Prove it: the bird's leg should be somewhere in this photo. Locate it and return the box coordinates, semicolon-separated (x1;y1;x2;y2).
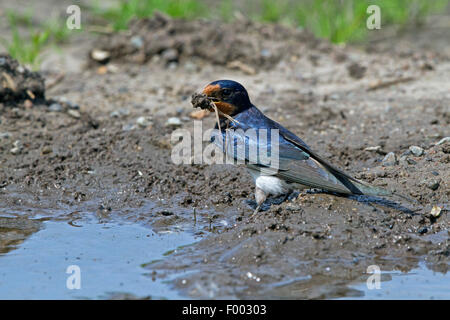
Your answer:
250;187;267;219
281;190;293;203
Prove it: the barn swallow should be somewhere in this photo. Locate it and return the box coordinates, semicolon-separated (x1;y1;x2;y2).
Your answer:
199;79;407;216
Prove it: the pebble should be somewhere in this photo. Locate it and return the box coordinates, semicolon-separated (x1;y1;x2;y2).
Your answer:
435;137;450;145
10;147;21;155
364;145;381;152
67;101;80;110
110;108;130;118
161;49;179;63
260;48;272;58
24;99;33;109
41;146;53;155
10;140;23;155
91;49;110;63
136;116;153;128
430;205;442;218
122;123;136;131
409;145;424;156
48;103;63;112
189;109;209;120
418;227;428;234
130;36;143;49
0;132;11;140
67;110;81;119
167;62;178;70
426;179;440;191
165;117;182;127
382;152;397;166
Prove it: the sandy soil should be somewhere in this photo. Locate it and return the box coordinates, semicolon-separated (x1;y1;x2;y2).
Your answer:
0;11;448;299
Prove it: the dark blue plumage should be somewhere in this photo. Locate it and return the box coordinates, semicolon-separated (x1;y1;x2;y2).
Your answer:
202;80;398;215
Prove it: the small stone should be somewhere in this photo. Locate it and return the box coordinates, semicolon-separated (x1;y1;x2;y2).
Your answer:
382;152;397;166
122;123;136;131
435;137;450;145
130;36;143;49
161;49;179;63
10;147;21;155
48;103;63;112
430;205;442;218
189;109;210;120
364;146;382;153
260;49;272;58
10;140;23;155
97;66;108;75
41;146;53;155
165;117;182;128
67;101;79;110
91;49;110;63
110;108;130;118
426;179;440;191
24;99;33;109
107;64;119;73
110;111;120;118
67;110;81;119
409;145;424;156
0;132;11;139
167;62;178;70
418;227;428;234
136;116;153;128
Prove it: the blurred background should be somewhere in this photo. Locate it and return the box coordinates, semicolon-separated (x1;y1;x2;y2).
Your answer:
0;0;449;69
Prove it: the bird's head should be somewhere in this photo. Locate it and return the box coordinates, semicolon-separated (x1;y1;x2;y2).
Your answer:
202;80;252;117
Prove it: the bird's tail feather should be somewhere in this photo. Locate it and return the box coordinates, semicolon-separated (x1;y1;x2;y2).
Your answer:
351;180;416;203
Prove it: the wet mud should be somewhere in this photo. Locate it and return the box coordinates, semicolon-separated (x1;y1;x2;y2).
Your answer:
0;14;449;299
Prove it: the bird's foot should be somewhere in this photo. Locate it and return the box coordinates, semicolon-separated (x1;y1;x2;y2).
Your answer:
244;199;270;211
249;204;262;220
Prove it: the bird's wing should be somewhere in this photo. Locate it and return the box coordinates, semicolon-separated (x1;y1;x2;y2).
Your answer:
268;116;362;185
211;123;357;194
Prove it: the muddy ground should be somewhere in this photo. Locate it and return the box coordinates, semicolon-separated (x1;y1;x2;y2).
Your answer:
0;11;449;299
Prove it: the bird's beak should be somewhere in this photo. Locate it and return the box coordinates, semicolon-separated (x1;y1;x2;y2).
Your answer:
201;83;236;116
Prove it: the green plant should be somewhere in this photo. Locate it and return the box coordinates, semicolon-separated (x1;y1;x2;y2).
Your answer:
0;11;50;69
95;0;206;31
44;18;72;43
1;9;78;69
259;0;287;23
219;0;234;22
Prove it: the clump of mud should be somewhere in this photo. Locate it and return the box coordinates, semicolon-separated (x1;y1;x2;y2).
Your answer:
91;11;320;69
0;54;45;104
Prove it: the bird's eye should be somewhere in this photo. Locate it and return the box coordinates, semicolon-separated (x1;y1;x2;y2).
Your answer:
222;89;231;97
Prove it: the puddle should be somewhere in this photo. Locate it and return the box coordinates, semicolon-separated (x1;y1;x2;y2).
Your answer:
0;218;197;299
344;263;450;300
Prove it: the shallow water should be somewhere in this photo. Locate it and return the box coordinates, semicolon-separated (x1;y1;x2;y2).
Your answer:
0;210;448;299
345;263;450;300
0;218;196;299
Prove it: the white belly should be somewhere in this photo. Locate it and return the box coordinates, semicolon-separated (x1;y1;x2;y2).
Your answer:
247;168;307;196
255;175;289;196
